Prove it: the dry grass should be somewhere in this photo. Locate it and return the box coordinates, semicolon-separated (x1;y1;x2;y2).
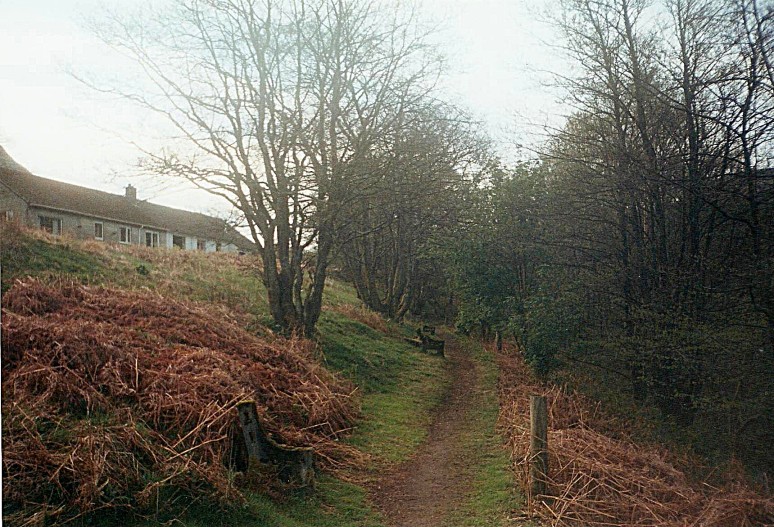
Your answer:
2;278;362;524
496;344;774;527
2;221;266;314
329;303;389;334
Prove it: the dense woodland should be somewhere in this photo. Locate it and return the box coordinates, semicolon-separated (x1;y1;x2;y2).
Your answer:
95;0;773;476
450;0;774;475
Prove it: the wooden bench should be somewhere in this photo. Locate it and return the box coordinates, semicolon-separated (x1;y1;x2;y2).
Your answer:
404;326;444;356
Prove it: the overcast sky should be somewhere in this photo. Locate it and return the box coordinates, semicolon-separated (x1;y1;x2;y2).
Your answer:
0;0;568;215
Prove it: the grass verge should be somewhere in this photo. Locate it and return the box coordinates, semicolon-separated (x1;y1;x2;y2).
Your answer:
318;311;450;464
448;338;526;527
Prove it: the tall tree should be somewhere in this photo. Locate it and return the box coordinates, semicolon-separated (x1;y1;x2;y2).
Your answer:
89;0;442;335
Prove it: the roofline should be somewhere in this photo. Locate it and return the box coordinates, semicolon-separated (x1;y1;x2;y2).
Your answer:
2;158;253;246
0;177;30;206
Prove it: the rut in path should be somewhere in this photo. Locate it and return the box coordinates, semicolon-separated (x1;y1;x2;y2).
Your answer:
373;335;483;527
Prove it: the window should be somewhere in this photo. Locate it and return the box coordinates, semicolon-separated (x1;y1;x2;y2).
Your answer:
197;239;207;251
119;226;132;244
145;231;159;248
94;222;103;240
39;216;62;235
172;235;185;249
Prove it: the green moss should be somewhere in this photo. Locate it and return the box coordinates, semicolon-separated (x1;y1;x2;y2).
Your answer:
318;311;449;463
321;278;361;307
134;476;382;527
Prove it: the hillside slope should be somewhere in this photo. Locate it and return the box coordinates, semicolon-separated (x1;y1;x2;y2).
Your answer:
3;278;358;518
0;224;457;526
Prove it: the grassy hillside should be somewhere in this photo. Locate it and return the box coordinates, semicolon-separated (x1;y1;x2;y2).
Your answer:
0;223;453;526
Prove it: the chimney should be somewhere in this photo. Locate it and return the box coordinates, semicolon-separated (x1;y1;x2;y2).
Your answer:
125;184;137;200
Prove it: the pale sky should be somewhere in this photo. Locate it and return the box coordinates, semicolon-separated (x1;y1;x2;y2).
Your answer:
0;0;567;216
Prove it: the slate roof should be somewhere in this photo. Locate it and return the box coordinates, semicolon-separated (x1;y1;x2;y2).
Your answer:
0;146;254;250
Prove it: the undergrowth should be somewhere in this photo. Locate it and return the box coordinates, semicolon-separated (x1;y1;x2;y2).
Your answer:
1;225;452;527
497;343;774;527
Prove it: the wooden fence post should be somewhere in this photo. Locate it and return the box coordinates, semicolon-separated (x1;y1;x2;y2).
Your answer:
530;395;548;498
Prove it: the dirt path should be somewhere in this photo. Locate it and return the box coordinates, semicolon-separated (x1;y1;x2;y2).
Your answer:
372;334;481;527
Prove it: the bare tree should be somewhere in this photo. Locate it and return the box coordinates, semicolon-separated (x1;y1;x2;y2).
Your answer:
517;0;774;466
87;0;442;335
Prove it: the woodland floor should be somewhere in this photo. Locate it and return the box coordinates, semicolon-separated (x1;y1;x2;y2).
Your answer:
372;334;498;527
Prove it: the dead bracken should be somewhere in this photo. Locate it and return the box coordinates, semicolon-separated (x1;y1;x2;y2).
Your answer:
496;345;774;527
1;278;361;524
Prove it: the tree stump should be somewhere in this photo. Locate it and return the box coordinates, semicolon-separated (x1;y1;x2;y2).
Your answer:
416;327;445;356
236;401;314;487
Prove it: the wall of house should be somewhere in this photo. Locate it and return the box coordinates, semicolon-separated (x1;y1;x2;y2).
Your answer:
0;181;28;221
8;200;243;253
169;233;241;253
92;218;130;245
22;207;178;249
208;241;241;253
26;207;100;240
163;234;174;249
